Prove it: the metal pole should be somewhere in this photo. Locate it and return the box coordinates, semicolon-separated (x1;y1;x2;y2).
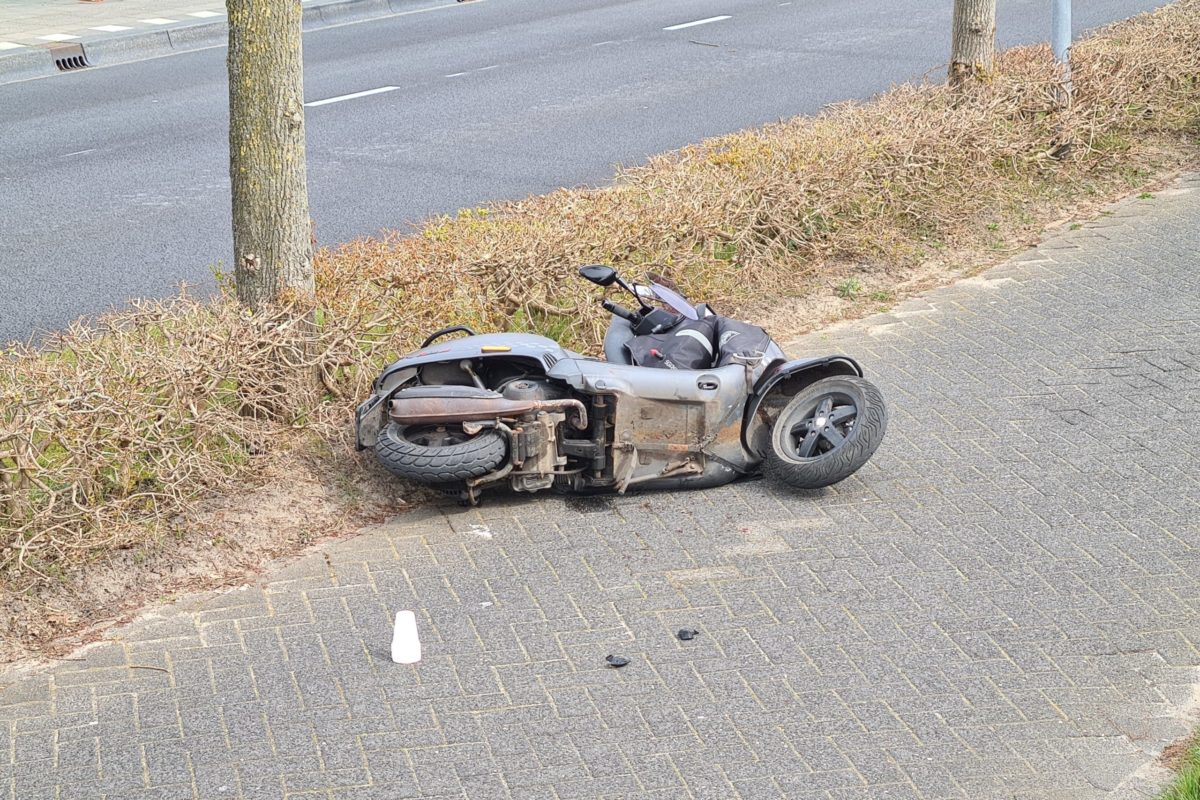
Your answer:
1051;0;1072;92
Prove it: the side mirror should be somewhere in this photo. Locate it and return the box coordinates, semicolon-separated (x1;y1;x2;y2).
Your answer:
578;264;618;287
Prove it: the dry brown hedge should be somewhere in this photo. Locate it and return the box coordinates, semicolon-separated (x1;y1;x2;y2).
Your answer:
2;1;1199;595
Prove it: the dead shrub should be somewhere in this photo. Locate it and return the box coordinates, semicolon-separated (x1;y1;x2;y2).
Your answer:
0;300;380;590
2;1;1198;600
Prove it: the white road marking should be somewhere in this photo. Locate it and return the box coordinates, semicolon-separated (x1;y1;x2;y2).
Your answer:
91;25;134;32
663;15;730;31
37;33;81;42
188;10;224;18
0;42;26;50
141;18;179;25
305;85;399;107
447;64;501;78
592;40;616;46
62;149;97;157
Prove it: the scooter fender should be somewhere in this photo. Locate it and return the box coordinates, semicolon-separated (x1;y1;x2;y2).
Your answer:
740;356;863;456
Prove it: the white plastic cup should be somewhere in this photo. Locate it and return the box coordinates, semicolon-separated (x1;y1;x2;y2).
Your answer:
391;610;421;664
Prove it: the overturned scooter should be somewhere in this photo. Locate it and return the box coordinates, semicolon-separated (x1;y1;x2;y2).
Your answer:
356;265;887;504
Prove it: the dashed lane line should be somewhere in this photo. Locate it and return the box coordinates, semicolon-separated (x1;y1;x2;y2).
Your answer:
663;15;731;31
305;85;400;107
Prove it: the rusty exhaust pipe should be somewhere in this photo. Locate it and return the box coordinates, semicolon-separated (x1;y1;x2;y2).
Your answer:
388;391;588;430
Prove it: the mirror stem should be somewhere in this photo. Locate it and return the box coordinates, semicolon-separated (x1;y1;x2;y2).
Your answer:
615;277;652;311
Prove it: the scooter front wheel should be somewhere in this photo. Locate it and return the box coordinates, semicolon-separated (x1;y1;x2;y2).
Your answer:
375;423;507;484
763;376;887;490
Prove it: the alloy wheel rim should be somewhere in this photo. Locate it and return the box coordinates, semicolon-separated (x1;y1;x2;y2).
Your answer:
783;392;858;460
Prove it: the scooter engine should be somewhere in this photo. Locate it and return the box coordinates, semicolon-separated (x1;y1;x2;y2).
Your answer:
498;378;567;403
508;410;569;493
493;378;572;492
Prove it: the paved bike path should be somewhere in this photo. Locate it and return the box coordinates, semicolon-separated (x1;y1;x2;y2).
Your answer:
2;177;1198;799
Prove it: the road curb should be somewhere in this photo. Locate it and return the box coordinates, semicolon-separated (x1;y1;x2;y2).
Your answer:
0;47;58;84
0;0;442;86
85;28;194;68
312;0;394;26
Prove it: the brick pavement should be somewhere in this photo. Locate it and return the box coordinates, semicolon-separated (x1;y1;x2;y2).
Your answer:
2;176;1199;799
0;0;227;49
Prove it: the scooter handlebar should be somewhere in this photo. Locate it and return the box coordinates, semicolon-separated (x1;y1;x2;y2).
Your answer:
602;299;639;324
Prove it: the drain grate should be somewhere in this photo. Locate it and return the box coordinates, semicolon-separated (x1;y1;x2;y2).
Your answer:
46;42;91;71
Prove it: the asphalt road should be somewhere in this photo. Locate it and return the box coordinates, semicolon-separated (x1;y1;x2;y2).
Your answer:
0;0;1173;344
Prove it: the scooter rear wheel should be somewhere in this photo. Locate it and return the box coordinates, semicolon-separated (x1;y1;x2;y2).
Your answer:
763;376;887;490
375;423;507;484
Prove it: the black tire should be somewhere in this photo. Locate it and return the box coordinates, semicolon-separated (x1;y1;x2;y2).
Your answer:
375;423;507;484
763;375;887;490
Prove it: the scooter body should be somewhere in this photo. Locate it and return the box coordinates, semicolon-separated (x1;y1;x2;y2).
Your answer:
356;266;885;504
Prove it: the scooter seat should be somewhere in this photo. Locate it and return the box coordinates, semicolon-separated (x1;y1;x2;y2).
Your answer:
603;317;636;365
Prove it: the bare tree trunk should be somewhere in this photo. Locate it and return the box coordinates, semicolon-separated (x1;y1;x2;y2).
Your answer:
949;0;997;88
225;0;313;310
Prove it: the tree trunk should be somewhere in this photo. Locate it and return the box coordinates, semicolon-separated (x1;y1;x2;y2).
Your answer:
949;0;997;88
225;0;313;310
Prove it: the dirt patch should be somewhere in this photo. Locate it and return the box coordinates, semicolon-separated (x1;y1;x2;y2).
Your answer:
1162;732;1199;771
